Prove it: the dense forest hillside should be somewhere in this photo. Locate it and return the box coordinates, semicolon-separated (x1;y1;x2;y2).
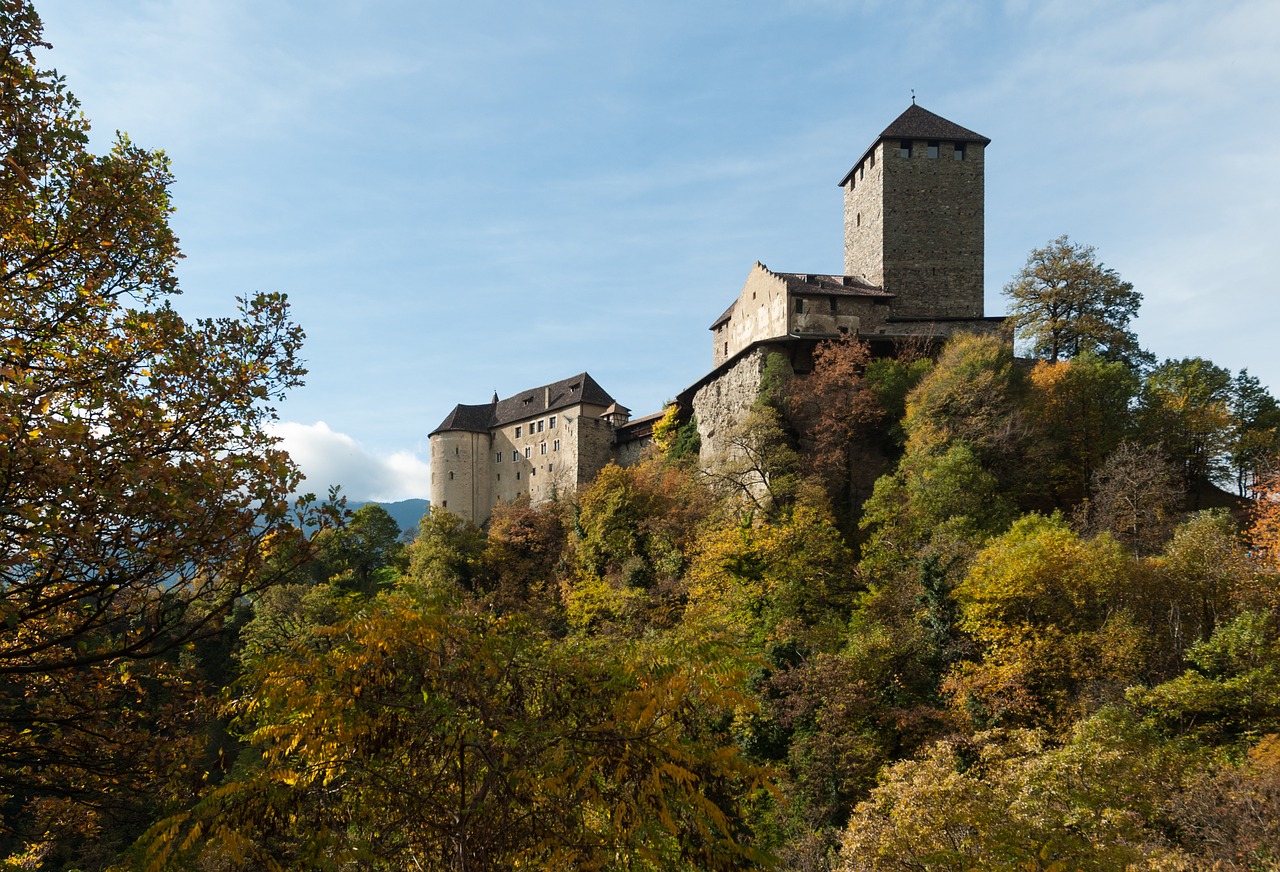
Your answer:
4;2;1280;869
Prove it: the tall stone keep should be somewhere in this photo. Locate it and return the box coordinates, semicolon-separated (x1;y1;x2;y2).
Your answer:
840;104;990;319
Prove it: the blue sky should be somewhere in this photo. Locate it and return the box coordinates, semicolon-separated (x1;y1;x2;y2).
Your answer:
36;0;1280;501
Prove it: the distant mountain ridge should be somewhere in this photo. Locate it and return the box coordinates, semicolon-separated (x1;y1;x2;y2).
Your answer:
345;498;430;535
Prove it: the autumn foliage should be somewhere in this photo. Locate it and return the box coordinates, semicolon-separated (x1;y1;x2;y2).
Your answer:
7;0;1280;868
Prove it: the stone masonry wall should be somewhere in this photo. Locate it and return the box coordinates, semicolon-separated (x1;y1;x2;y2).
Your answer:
712;266;790;367
693;347;771;468
844;141;886;286
429;430;491;521
880;139;985;318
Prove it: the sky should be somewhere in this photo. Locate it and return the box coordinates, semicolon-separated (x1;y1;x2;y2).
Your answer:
33;0;1280;502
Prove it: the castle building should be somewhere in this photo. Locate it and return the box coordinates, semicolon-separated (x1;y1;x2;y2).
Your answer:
429;373;656;522
684;103;1001;465
429;104;1001;523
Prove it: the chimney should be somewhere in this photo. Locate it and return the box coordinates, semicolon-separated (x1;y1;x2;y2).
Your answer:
544;386;550;407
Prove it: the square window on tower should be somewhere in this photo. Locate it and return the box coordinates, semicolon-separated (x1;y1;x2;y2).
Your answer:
954;143;966;160
899;140;911;158
928;141;939;159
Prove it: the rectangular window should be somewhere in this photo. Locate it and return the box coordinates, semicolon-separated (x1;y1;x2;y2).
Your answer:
899;140;911;158
554;439;560;451
795;298;804;314
497;473;501;481
538;420;544;433
515;425;521;438
540;442;547;455
549;415;557;428
448;471;454;480
524;447;530;459
496;452;503;463
442;500;447;508
531;467;536;476
511;450;518;461
927;141;939;159
516;471;520;480
548;462;553;472
954;143;966;160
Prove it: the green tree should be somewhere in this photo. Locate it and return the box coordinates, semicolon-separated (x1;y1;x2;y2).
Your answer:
1138;357;1235;501
1003;235;1150;370
900;333;1024;470
704;404;801;517
1024;352;1137;509
0;3;307;852
1229;369;1280;496
946;514;1145;729
309;503;406;594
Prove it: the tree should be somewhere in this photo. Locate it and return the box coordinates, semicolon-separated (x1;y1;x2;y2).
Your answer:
1023;353;1137;510
1004;235;1150;371
141;591;774;870
1084;441;1182;556
1250;463;1280;573
703;404;801;517
309;503;406;594
0;3;307;849
785;334;885;511
1228;369;1280;497
900;333;1024;471
946;514;1145;729
1138;357;1235;501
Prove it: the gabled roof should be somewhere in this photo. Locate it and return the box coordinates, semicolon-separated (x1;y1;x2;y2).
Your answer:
838;104;990;186
709;263;892;330
775;271;893;299
430;372;616;435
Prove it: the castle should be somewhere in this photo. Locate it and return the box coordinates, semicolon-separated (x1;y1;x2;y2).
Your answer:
430;104;1002;523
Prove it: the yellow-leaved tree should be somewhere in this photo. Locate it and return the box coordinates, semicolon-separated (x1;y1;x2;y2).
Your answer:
1;0;311;857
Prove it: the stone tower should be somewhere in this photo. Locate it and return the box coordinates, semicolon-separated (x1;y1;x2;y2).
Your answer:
839;104;990;319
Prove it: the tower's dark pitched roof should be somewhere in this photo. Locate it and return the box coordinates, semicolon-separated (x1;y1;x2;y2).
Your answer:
838;104;990;186
430;373;616;435
880;104;990;144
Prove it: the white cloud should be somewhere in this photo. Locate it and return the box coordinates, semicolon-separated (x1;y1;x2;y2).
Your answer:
267;421;428;503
